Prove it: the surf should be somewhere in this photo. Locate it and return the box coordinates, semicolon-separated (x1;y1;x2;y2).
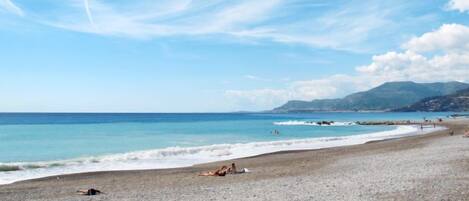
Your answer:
274;120;356;126
0;125;445;185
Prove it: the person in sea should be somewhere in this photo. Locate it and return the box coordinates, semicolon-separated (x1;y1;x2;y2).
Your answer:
199;163;248;176
271;129;280;135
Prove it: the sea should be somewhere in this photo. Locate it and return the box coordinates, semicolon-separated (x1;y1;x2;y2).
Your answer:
0;112;459;184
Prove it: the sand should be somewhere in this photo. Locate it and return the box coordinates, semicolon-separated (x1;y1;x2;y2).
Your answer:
1;119;468;201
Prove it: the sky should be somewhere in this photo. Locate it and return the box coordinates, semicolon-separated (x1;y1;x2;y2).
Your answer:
0;0;468;112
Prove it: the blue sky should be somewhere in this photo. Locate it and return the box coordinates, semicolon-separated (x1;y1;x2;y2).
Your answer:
0;0;468;112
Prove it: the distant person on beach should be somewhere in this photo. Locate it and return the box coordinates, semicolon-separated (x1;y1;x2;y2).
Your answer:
199;163;248;176
229;163;248;174
464;130;469;138
77;188;102;196
199;165;229;176
420;124;423;130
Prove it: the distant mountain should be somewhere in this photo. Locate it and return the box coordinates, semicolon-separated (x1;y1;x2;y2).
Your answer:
272;81;469;112
394;87;469;112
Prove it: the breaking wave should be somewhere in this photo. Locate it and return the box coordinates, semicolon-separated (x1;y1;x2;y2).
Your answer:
0;125;445;185
274;120;355;126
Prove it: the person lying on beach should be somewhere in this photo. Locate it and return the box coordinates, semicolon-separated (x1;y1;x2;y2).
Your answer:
76;188;102;196
463;130;469;138
198;163;248;176
198;165;230;176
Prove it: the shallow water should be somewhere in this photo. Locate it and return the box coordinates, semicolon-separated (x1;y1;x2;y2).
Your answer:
0;112;457;184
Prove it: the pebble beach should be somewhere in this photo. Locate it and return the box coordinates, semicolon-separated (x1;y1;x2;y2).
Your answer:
1;119;468;201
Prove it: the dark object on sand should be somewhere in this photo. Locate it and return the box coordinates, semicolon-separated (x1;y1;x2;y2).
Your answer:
77;188;102;196
449;130;454;136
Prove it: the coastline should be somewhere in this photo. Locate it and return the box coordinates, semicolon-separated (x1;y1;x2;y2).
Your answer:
0;123;440;185
0;119;468;200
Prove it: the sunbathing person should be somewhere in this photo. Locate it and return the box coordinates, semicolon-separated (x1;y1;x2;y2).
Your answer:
199;165;229;176
199;163;249;176
229;163;237;174
463;130;469;138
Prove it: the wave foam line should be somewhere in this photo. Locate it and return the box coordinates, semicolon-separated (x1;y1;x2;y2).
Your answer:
274;120;355;126
0;125;446;185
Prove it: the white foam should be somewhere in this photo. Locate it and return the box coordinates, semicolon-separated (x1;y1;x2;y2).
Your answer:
0;125;446;185
274;120;355;126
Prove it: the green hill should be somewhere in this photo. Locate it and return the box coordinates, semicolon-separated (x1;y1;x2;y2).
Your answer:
272;81;469;112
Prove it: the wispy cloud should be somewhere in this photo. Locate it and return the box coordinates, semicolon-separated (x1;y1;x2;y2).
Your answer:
0;0;23;16
83;0;94;26
3;0;423;52
37;0;283;38
240;2;397;51
244;75;271;82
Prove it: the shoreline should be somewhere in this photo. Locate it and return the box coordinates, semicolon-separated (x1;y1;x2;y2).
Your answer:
0;123;443;185
1;119;468;200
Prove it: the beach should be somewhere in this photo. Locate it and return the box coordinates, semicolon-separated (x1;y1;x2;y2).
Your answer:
0;118;468;201
2;0;469;200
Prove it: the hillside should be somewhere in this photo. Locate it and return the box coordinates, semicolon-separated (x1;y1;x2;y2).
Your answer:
272;81;469;112
394;88;469;112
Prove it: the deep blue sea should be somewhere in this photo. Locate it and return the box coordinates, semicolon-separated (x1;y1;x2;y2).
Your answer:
0;112;458;184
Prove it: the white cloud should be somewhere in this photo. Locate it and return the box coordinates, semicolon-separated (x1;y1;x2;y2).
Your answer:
357;51;469;82
0;0;23;16
225;89;290;110
290;75;374;99
403;24;469;53
226;74;375;110
226;23;469;110
360;23;469;82
447;0;469;12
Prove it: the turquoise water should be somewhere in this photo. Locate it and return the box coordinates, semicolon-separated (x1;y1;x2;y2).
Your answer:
0;112;453;163
0;112;458;184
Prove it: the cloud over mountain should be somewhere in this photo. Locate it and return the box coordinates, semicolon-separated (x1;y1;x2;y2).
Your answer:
227;23;469;110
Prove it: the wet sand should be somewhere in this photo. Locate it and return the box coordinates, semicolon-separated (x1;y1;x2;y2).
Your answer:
1;119;468;201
